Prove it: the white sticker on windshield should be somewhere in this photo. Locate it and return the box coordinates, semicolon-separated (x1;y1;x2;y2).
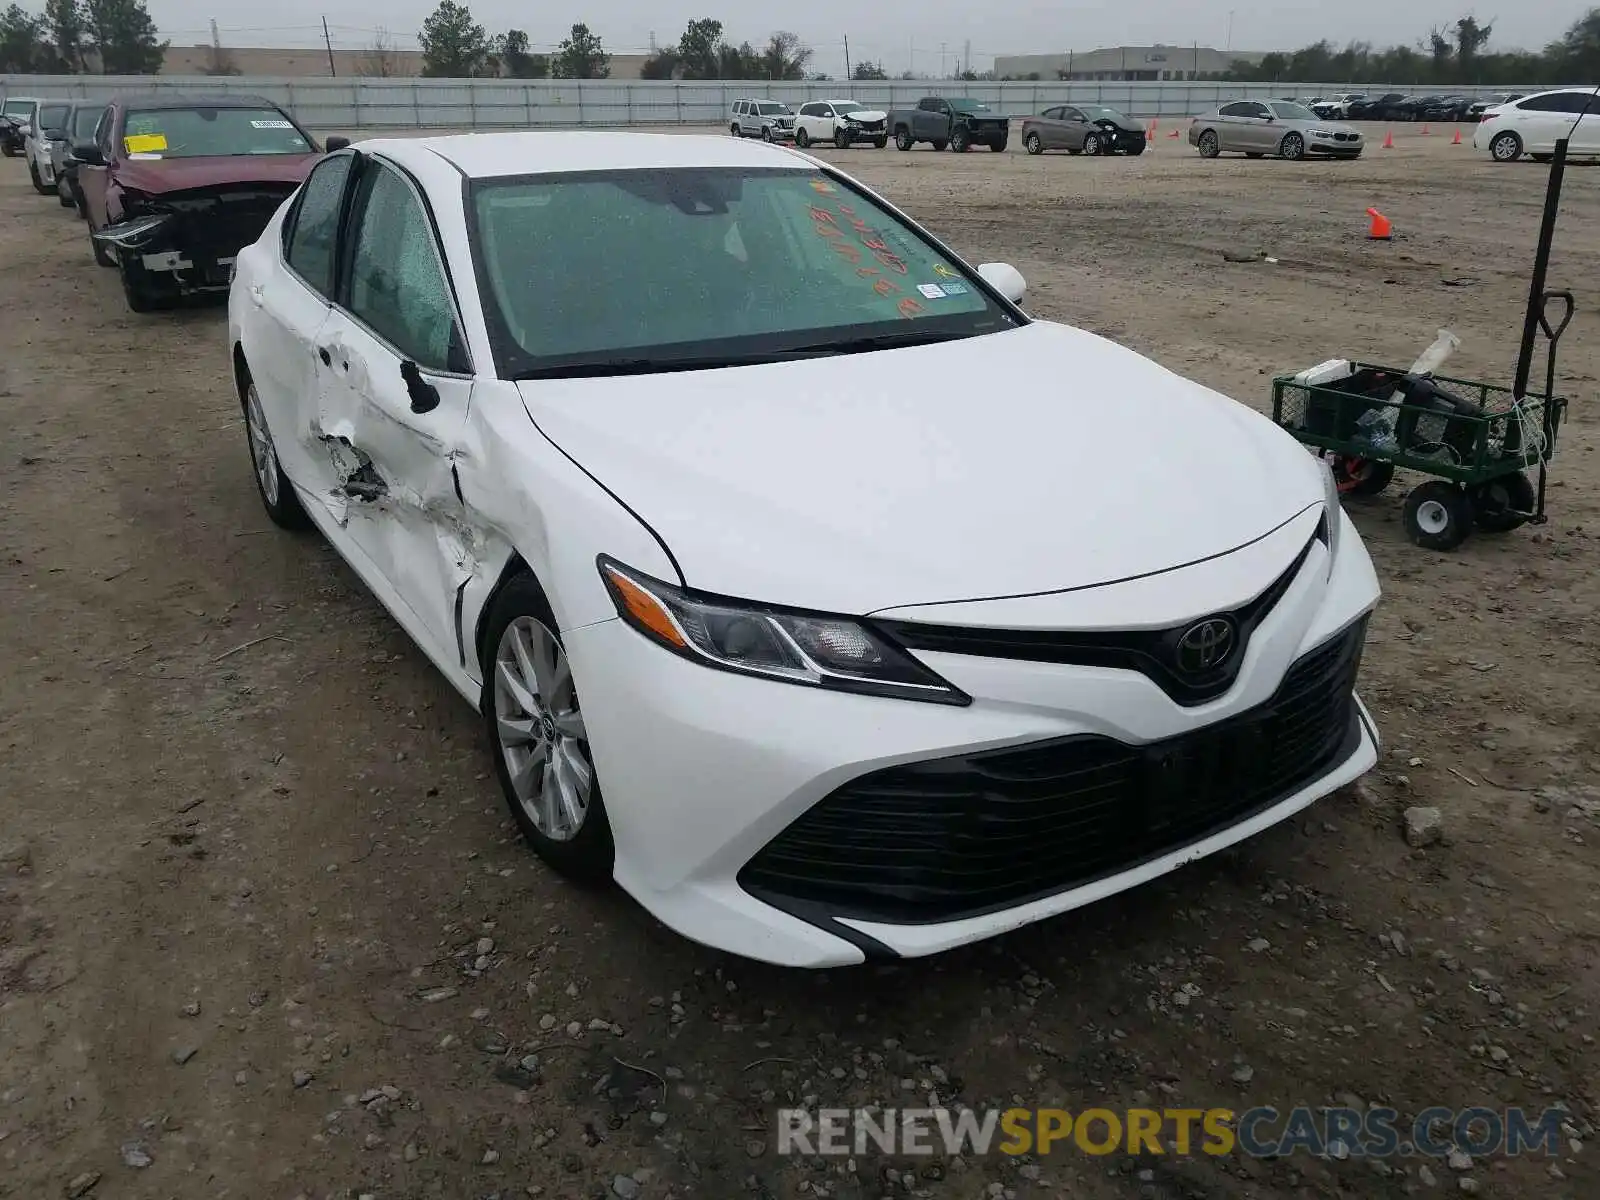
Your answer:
251;119;293;129
917;283;947;299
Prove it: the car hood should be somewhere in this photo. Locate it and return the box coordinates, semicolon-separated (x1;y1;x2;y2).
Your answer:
840;109;888;122
519;322;1325;615
112;153;319;194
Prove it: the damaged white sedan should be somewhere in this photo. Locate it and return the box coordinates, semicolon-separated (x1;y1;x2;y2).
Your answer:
230;132;1382;968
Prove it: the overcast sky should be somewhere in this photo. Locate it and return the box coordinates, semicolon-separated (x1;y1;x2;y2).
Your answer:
141;2;1587;78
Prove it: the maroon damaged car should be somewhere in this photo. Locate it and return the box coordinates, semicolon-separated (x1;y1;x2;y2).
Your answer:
75;92;349;312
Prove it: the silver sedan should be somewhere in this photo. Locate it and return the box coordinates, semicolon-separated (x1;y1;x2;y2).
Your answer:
1188;100;1364;160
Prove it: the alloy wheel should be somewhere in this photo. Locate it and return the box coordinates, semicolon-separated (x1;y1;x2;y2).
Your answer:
493;616;592;843
245;384;280;507
1083;133;1100;155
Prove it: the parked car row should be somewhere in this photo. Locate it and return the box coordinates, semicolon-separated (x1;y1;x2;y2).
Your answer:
3;90;348;313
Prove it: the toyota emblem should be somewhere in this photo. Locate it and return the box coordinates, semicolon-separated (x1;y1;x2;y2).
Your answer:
1176;618;1236;674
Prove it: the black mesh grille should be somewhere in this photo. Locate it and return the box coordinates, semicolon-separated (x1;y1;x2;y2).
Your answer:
740;618;1367;924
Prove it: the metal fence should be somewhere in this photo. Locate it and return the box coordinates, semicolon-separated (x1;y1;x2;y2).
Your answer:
1;74;1558;130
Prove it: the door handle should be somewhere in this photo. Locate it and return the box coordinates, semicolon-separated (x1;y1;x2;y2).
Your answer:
317;345;332;366
248;283;264;306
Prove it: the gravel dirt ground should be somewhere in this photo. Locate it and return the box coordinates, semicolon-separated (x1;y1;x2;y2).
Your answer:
2;125;1598;1200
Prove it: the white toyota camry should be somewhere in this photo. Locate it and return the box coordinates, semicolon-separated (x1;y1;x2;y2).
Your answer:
229;131;1382;967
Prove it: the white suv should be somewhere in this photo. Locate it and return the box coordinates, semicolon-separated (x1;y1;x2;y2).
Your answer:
1474;87;1600;161
729;98;795;142
793;100;889;149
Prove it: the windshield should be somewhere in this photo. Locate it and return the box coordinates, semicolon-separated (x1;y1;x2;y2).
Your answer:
470;167;1015;378
1078;105;1128;122
71;106;100;138
756;102;790;115
121;107;312;158
3;99;35;117
832;102;864;114
1267;101;1317;120
39;103;69;131
949;99;990;113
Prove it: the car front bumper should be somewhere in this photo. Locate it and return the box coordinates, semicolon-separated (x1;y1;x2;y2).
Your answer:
564;510;1380;967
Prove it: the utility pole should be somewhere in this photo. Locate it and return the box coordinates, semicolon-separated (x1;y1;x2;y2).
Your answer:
209;17;222;74
322;16;337;77
844;34;851;83
963;39;970;78
939;41;947;78
1226;10;1235;52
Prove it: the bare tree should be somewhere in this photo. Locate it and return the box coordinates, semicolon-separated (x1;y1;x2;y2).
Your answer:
359;26;401;77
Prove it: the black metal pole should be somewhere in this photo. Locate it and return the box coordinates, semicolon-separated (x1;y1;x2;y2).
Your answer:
1512;137;1567;400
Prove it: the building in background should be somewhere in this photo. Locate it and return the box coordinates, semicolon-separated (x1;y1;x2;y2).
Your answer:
159;44;652;79
994;45;1268;81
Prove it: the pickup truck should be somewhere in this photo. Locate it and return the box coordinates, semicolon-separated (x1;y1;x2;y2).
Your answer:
887;96;1010;152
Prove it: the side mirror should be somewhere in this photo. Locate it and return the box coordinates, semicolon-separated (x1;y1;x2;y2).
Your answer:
399;360;440;415
977;262;1027;305
324;135;351;152
72;142;104;166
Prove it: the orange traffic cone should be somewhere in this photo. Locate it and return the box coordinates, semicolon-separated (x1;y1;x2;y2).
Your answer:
1420;123;1431;135
1382;129;1395;149
1366;208;1393;240
1147;119;1157;139
1451;127;1462;144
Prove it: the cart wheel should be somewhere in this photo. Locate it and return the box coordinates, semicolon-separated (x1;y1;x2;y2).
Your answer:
1403;481;1473;550
1468;471;1536;533
1332;456;1395;496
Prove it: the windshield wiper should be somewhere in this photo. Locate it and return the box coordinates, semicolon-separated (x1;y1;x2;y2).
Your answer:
783;328;975;355
510;329;978;380
511;353;795;380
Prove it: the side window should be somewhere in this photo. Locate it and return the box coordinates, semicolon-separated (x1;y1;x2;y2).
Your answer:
1559;92;1598;113
819;105;834;118
284;153;355;298
1244;102;1271;118
346;162;462;372
1519;94;1565;112
1040;107;1060;120
1062;107;1084;121
918;98;937;112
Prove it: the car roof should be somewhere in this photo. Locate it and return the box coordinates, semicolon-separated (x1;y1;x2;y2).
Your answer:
377;131;811;180
113;92;282;110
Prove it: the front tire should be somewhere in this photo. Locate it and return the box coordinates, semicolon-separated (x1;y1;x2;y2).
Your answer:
795;127;810;149
1490;131;1522;162
119;252;162;313
894;127;913;151
1198;130;1220;158
483;578;614;884
762;126;774;143
730;122;741;137
872;136;887;149
57;178;74;208
1082;132;1102;156
834;127;851;149
930;139;948;152
1024;131;1043;155
1279;132;1306;160
1403;481;1473;550
950;126;971;153
989;138;1007;152
29;158;51;195
241;375;310;530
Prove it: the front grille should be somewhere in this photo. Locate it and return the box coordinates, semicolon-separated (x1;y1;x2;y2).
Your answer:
740;618;1366;924
1333;132;1357;142
878;528;1320;707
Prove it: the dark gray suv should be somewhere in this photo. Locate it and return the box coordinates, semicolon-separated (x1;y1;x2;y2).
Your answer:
730;98;796;142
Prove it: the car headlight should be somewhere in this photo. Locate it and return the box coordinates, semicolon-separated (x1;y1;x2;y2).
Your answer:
1320;459;1343;568
598;557;969;705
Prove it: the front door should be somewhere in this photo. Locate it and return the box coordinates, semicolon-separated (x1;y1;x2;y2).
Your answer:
243;151;356;496
318;156;478;660
77;107;114;230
